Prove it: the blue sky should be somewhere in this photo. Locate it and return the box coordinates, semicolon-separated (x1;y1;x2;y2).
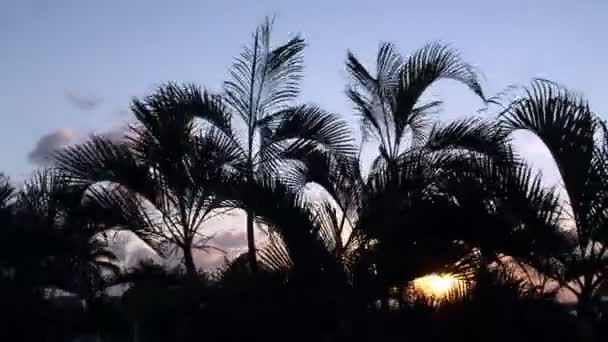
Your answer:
1;0;607;181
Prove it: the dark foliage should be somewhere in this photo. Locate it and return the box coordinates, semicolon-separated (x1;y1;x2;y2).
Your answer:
2;20;606;342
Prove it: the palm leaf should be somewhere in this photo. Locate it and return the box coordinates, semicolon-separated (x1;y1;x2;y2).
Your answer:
0;174;14;208
229;176;339;276
259;236;292;272
498;79;596;217
131;82;231;136
270;105;356;157
425;118;513;165
85;185;165;256
224;17;305;126
393;43;484;147
54;136;157;201
195;127;248;176
347;42;485;162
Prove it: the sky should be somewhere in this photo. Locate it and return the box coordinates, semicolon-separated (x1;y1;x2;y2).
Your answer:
2;0;608;182
2;0;608;274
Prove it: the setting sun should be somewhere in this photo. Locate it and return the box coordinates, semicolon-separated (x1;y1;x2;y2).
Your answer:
412;274;460;299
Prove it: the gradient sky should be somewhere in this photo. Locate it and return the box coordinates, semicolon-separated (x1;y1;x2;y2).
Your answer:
2;0;607;181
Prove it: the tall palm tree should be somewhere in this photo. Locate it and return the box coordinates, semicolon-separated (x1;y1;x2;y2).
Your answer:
346;42;487;169
214;17;354;271
58;18;353;274
498;79;608;320
55;84;234;278
272;44;567;309
286;43;508;291
259;121;526;308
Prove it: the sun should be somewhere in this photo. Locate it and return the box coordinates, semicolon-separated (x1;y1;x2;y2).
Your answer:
412;273;459;298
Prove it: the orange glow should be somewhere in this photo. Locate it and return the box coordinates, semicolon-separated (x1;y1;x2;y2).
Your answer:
412;273;460;299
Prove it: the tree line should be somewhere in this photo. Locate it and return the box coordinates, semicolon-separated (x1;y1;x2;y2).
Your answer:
2;18;607;341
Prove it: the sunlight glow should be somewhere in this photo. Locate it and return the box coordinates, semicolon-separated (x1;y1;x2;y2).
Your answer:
412;273;460;298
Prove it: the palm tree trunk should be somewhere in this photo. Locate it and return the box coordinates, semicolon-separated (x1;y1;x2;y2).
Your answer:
246;208;258;272
183;246;197;279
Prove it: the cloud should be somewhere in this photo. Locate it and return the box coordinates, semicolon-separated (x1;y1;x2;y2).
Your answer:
65;92;103;111
210;230;248;250
27;128;75;165
194;250;227;270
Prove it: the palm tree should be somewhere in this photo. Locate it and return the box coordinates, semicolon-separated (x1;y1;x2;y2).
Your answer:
278;43;512;299
57;19;353;275
345;42;487;169
209;176;354;342
269;44;573;314
214;17;354;271
55;84;234;278
341;43;585;302
0;170;123;340
498;79;608;321
13;170;120;300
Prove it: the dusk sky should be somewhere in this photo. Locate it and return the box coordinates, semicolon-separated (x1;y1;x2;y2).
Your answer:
2;0;607;183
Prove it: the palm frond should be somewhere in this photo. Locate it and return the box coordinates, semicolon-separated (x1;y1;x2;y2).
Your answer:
0;174;14;208
346;50;379;96
346;47;393;154
346;87;385;145
85;185;165;256
347;42;484;162
270;104;355;158
195;127;248;176
131;82;232;136
224;17;305;125
230;176;339;276
498;79;596;213
259;236;292;272
402;100;442;148
15;169;79;224
393;43;484;146
425;118;514;165
54;136;157;200
288;149;362;213
252;105;355;186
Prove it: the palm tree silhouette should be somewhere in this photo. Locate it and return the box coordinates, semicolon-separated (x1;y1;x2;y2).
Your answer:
213;17;354;271
54;84;235;278
266;42;519;305
13;170;120;302
0;170;123;340
57;19;353;275
498;79;608;321
346;42;487;167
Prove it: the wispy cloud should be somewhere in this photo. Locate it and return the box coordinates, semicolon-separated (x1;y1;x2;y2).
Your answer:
27;128;75;165
65;92;104;111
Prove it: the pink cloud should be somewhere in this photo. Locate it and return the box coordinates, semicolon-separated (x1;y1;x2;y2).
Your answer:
27;128;76;165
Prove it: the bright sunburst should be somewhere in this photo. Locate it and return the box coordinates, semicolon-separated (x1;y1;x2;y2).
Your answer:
412;273;460;299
